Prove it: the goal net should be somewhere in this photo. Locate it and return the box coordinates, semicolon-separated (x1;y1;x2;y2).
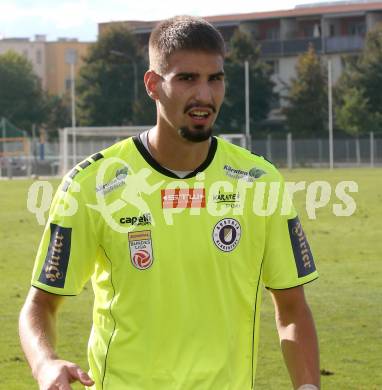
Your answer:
0;118;31;177
0;137;30;157
59;126;151;174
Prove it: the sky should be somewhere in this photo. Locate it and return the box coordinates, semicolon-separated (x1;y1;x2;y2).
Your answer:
0;0;336;41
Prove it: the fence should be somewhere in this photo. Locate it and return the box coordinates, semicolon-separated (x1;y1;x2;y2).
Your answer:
0;132;381;178
251;133;381;168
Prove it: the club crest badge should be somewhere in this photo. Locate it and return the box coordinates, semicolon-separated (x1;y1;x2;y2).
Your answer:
212;218;241;252
128;230;154;270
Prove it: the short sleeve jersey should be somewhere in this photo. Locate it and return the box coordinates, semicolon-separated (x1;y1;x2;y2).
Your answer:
31;136;318;390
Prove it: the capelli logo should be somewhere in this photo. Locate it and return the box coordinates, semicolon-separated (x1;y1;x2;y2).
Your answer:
120;213;152;225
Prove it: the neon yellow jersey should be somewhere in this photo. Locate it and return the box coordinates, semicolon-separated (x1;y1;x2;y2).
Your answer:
31;136;318;390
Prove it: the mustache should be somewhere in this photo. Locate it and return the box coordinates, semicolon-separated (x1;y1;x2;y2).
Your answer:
184;103;216;114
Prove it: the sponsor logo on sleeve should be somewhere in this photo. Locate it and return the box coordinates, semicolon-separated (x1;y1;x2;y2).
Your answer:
212;218;241;252
128;230;154;270
116;167;129;179
95;166;129;195
287;217;316;277
224;165;266;182
38;224;72;288
161;188;206;209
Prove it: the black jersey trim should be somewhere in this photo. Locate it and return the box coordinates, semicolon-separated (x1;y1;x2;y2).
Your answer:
251;152;276;168
132;135;217;179
91;152;104;162
265;276;319;290
68;168;80;180
251;260;264;388
31;284;77;297
100;246;117;389
79;160;91;170
61;180;71;192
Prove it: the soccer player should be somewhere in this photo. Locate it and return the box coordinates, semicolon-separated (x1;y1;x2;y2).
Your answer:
19;16;320;390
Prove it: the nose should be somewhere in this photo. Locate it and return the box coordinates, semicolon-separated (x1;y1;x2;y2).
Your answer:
194;81;213;104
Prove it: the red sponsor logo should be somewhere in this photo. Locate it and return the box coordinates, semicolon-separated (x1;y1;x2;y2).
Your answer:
132;249;152;270
161;188;206;209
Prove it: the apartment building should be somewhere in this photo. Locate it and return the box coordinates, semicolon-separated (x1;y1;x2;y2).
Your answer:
0;35;47;89
45;39;92;96
99;1;382;119
0;35;93;96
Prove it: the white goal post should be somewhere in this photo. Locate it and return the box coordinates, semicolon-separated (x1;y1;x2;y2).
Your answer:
59;126;151;174
219;133;247;149
59;127;249;175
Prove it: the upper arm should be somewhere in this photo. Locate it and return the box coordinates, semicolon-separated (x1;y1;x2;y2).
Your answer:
23;286;65;314
269;286;310;324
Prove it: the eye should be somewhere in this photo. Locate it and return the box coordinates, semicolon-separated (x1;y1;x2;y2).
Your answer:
178;74;194;81
210;74;224;82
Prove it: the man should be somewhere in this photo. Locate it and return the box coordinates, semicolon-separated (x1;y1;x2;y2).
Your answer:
19;16;320;390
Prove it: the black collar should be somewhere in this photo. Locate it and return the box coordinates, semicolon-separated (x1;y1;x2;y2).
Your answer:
132;135;217;179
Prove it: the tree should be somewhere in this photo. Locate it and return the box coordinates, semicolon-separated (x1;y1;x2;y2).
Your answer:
357;25;382;119
77;26;152;126
216;30;276;133
283;45;327;136
335;24;382;134
335;86;377;163
43;94;71;138
335;87;373;136
229;29;260;63
0;51;45;134
131;93;157;126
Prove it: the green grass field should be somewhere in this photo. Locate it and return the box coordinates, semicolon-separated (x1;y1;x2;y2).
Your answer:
0;169;381;389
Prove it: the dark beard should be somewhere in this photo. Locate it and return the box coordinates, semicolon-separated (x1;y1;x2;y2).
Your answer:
178;125;213;143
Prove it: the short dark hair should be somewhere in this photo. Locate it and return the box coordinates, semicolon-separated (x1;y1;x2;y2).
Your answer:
149;15;226;73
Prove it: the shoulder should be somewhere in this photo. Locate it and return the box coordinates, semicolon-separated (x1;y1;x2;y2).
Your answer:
215;136;282;182
60;138;133;193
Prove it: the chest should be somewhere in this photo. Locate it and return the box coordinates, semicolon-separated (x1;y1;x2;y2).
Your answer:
97;182;266;287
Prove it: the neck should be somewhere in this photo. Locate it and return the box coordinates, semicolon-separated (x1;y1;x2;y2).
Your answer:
147;125;211;171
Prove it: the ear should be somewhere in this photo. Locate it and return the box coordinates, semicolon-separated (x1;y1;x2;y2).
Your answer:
144;70;161;100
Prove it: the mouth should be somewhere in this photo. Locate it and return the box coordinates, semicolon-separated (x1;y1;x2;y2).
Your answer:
187;108;213;124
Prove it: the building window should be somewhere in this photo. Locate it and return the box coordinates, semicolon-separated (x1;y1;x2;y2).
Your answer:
36;50;42;65
298;20;321;38
65;78;72;91
313;24;321;38
65;48;78;64
348;22;366;36
266;27;280;40
303;25;314;37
